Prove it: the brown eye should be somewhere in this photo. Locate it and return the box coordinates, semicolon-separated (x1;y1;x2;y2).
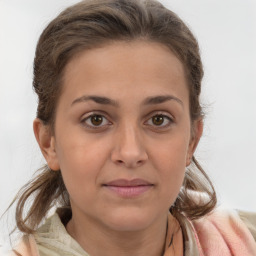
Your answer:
145;114;173;128
91;115;103;126
152;115;164;126
82;114;110;129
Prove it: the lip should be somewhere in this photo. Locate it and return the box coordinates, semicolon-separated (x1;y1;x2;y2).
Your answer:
103;179;154;198
105;178;153;187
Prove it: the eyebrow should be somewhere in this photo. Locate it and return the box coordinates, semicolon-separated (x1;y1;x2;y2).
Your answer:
71;95;183;107
143;95;183;107
71;95;119;107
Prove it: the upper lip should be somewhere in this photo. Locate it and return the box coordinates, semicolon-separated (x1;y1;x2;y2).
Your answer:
104;179;153;187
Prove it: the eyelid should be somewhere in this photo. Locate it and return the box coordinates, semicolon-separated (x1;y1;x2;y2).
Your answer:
80;110;174;130
80;111;112;129
144;111;174;128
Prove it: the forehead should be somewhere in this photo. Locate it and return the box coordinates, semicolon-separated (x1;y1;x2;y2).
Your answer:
64;41;185;81
61;41;189;107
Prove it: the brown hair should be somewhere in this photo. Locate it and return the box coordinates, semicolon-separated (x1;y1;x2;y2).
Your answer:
12;0;216;234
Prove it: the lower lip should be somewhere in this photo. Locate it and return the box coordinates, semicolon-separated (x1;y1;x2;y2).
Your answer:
104;185;153;197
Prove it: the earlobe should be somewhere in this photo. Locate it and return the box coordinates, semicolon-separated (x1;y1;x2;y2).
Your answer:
186;119;203;166
33;118;60;171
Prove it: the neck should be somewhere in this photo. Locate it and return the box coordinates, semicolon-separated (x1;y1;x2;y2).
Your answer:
66;212;173;256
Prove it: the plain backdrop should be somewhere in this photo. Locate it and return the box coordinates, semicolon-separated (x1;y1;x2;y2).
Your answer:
0;0;256;252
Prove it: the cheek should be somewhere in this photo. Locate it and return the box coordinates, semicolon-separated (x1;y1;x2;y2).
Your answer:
152;131;189;170
151;134;189;199
54;135;108;198
157;147;186;186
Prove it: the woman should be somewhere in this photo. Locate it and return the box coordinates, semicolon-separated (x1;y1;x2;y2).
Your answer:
8;0;256;255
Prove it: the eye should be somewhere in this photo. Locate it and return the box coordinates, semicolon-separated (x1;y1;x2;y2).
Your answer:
146;114;173;128
81;114;111;129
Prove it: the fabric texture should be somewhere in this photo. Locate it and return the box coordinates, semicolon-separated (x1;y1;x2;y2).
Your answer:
192;209;256;256
9;209;256;256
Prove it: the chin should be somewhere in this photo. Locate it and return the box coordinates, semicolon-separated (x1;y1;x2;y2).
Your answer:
101;207;160;232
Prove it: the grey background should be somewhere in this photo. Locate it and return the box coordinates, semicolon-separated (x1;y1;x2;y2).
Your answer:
0;0;255;253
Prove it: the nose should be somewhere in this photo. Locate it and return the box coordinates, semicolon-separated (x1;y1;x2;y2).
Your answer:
111;123;148;169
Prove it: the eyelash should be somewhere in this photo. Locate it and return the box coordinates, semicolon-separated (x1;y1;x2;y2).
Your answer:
81;113;111;130
145;114;173;128
81;112;174;130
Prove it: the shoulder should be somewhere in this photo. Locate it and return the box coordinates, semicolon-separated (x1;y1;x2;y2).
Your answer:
8;213;60;256
238;210;256;241
9;235;39;256
8;213;61;256
191;208;256;255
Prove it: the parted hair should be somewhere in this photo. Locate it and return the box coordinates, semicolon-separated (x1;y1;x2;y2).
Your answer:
12;0;216;234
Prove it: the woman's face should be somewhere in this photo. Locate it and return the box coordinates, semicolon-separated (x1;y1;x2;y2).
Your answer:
42;41;201;231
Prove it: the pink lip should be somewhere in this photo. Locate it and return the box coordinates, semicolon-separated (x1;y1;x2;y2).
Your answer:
103;179;153;198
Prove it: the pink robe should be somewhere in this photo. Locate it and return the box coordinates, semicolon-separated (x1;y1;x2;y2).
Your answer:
9;209;256;256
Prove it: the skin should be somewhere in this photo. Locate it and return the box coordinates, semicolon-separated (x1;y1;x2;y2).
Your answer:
34;41;203;256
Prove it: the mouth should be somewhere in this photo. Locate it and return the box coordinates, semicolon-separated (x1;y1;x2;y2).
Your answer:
103;179;154;198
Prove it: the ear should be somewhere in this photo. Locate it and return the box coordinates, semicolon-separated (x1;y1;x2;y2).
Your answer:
186;119;203;166
33;118;60;171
